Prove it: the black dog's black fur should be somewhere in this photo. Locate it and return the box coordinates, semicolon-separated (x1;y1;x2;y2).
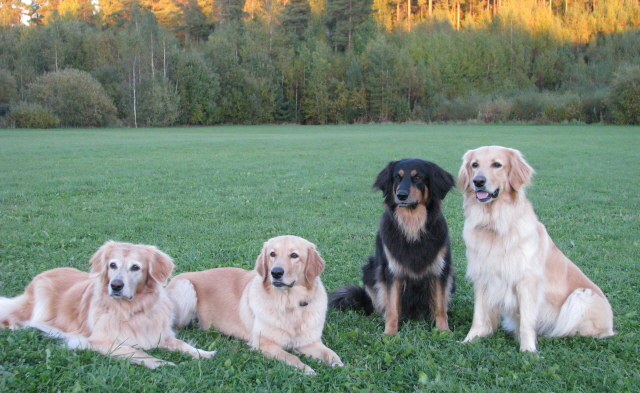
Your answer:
330;158;455;331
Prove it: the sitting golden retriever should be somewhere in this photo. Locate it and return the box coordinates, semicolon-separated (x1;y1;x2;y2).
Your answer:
0;241;216;369
458;146;614;352
167;235;343;375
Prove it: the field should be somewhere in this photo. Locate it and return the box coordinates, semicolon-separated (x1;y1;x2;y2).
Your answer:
0;124;638;392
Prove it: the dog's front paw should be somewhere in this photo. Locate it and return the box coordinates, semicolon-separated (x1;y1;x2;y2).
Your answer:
197;349;217;359
519;343;537;353
144;359;176;369
383;327;398;335
303;365;317;376
461;332;477;343
331;359;344;368
462;326;492;343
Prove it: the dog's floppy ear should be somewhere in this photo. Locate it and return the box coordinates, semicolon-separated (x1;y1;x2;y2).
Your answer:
255;241;270;284
508;148;534;191
457;149;474;192
304;243;325;290
373;161;397;197
147;245;175;286
89;240;116;280
426;162;455;200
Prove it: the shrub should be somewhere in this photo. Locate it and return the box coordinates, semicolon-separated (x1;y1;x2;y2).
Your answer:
541;92;583;123
28;69;117;127
433;94;484;121
478;97;513;123
8;102;61;128
609;65;640;125
581;89;610;124
510;91;545;122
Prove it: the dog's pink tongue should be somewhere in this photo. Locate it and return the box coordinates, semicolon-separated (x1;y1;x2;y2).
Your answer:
476;191;489;200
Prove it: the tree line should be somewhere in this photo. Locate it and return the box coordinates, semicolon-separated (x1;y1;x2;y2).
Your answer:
0;0;639;127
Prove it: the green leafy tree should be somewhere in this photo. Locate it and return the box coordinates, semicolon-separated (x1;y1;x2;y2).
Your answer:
137;76;180;126
27;68;117;127
362;34;401;121
609;65;640;125
203;23;278;124
301;42;332;124
115;6;177;126
0;69;18;104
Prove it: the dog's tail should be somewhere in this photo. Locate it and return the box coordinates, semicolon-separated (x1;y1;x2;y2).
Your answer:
166;278;198;329
548;288;615;338
0;295;31;328
328;285;374;315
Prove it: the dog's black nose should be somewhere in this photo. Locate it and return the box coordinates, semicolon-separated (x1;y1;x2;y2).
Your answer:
473;176;486;188
110;279;124;291
396;190;409;201
271;267;284;279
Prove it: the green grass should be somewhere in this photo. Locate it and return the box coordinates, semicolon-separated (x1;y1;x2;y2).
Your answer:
1;124;639;392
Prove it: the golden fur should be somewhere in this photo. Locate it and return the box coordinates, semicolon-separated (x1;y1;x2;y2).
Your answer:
458;146;614;352
0;241;215;369
167;235;343;375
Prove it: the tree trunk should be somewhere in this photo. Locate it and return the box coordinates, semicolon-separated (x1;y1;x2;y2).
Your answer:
407;0;411;31
150;37;155;79
133;57;138;128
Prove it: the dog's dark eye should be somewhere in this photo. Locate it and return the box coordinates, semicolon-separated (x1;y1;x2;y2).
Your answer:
492;162;503;168
270;251;276;258
471;162;479;168
395;174;402;180
414;175;421;180
131;264;140;272
109;262;117;269
290;253;299;259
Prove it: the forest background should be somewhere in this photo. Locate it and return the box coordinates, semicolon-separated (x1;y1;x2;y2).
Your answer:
0;0;639;127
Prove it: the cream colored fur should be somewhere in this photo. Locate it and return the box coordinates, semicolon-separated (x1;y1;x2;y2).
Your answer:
0;241;215;369
167;235;343;375
458;146;614;352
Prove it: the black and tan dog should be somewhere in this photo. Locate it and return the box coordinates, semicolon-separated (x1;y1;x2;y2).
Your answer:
330;158;455;334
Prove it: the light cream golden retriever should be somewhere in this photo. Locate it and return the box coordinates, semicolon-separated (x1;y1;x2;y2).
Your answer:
0;241;215;368
167;235;343;375
458;146;614;352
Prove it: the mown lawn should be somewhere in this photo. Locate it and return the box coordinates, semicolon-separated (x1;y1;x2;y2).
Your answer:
1;124;638;392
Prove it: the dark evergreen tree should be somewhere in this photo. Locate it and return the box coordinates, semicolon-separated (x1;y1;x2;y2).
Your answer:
175;50;220;125
278;0;311;43
218;0;248;24
173;0;213;44
325;0;375;52
273;84;296;122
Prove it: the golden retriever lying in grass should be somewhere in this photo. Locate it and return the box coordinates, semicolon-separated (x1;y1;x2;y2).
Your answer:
167;235;343;375
0;241;215;369
458;146;614;352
